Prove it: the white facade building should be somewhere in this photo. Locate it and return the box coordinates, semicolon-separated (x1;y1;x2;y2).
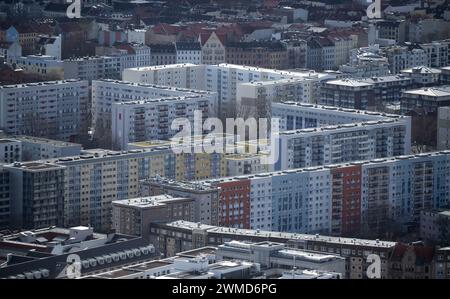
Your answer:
111;95;217;149
123;63;336;119
175;42;202;64
0;79;89;140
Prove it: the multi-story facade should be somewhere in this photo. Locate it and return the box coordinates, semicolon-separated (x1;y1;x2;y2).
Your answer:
123;63;336;119
438;106;450;150
225;154;272;176
225;41;289;70
320;75;413;111
273;102;411;170
320;79;375;110
10;55;65;79
112;195;195;238
401;86;450;114
63;56;122;81
236;78;316;119
0;139;21;163
420;40;450;68
149;220;397;279
199;151;450;237
369;20;407;44
175;42;202;64
13;136;82;161
91;79;217;144
420;210;450;246
53;148;176;232
0;79;89;141
400;66;442;87
200;32;226;65
140;177;220;226
122;63;205;90
4;161;66;229
149;44;176;66
111;94;217;149
0;168;10;230
127;139;227;181
441;66;450;84
433;247;450;279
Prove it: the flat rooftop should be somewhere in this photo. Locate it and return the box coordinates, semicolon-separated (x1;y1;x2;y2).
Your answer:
143;177;218;192
3;161;65;171
0;79;84;89
163;220;399;248
112;194;190;208
201;150;450;185
12;136;81;147
127;260;173;272
402;86;450;97
125;63;198;71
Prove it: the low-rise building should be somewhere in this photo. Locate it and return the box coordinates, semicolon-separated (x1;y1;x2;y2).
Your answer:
140;177;220;226
216;240;346;276
149;220;397;279
112;195;195;238
0;226;157;279
420;210;450;246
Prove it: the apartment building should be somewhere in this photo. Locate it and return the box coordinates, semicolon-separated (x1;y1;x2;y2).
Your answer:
420;210;450;246
353;44;428;75
420;40;450;68
225;41;289;70
199;32;226;65
4;162;66;229
438;107;450;150
10;55;65;79
63;56;122;81
175;42;202;64
55;148;176;231
401;86;450;114
140;177;220;226
441;66;450;84
320;75;413;111
111;95;217;149
112;195;195;238
369;20;407;44
149;220;397;279
149;44;176;66
0;139;21;163
0;168;10;230
12;136;82;161
400;66;442;87
320;79;374;110
91;79;217;143
225;154;272;176
122;63;205;90
273;102;411;170
1;148;176;231
127;139;226;181
200;151;450;237
236;78;316;119
0;79;89;141
434;247;450;279
123;63;335;119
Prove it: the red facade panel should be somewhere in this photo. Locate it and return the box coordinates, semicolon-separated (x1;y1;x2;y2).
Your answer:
218;180;251;229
